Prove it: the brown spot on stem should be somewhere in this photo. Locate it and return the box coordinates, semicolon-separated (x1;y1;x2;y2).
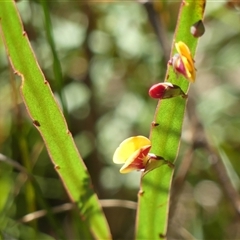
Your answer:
182;0;189;6
22;31;26;36
191;20;205;38
33;120;40;127
159;233;166;239
55;165;60;170
151;121;159;127
44;80;48;84
138;189;144;196
167;161;175;169
81;214;86;221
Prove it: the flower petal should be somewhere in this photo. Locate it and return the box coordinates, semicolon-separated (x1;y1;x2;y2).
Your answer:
119;145;151;173
148;82;173;99
149;82;186;99
173;41;196;82
113;136;151;164
175;41;194;65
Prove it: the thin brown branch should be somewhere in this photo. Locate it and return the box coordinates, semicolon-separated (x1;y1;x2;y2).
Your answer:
0;153;29;176
207;147;240;215
1;153;138;224
169;94;205;221
169;94;240;235
100;199;137;210
187;95;240;216
139;0;170;64
19;200;137;223
174;96;240;216
169;146;194;220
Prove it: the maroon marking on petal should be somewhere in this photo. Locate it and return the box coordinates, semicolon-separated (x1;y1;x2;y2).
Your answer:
128;157;145;170
175;58;187;76
128;146;151;170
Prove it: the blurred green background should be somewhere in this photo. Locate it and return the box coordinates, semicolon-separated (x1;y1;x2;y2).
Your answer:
1;1;240;239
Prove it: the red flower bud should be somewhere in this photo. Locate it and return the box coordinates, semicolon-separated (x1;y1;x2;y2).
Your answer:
149;82;186;99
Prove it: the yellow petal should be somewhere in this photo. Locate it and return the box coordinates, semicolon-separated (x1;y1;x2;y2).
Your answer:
175;41;196;82
113;136;151;164
175;41;193;64
181;56;195;82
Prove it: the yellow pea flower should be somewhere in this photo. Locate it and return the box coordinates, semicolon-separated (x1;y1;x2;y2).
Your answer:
169;41;196;82
113;136;151;174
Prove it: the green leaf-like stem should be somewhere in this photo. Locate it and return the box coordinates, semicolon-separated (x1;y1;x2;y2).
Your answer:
0;1;111;239
136;1;206;239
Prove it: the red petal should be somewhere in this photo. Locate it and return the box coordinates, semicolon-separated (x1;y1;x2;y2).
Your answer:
149;82;174;99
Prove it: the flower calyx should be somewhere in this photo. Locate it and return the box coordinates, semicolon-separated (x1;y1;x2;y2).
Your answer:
149;82;187;99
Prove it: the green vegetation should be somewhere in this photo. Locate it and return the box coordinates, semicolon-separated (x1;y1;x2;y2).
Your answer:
0;1;240;239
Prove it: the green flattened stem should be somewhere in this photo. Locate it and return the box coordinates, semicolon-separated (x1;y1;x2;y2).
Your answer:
136;1;206;239
0;1;111;239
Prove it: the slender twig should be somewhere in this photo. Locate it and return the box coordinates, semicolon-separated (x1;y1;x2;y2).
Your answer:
179;227;198;240
170;96;240;220
1;153;138;227
140;0;170;64
19;200;137;223
188;96;240;216
206;146;240;215
0;153;30;176
100;199;137;210
168;95;240;238
80;3;105;196
19;203;74;223
0;154;137;221
168;146;194;220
